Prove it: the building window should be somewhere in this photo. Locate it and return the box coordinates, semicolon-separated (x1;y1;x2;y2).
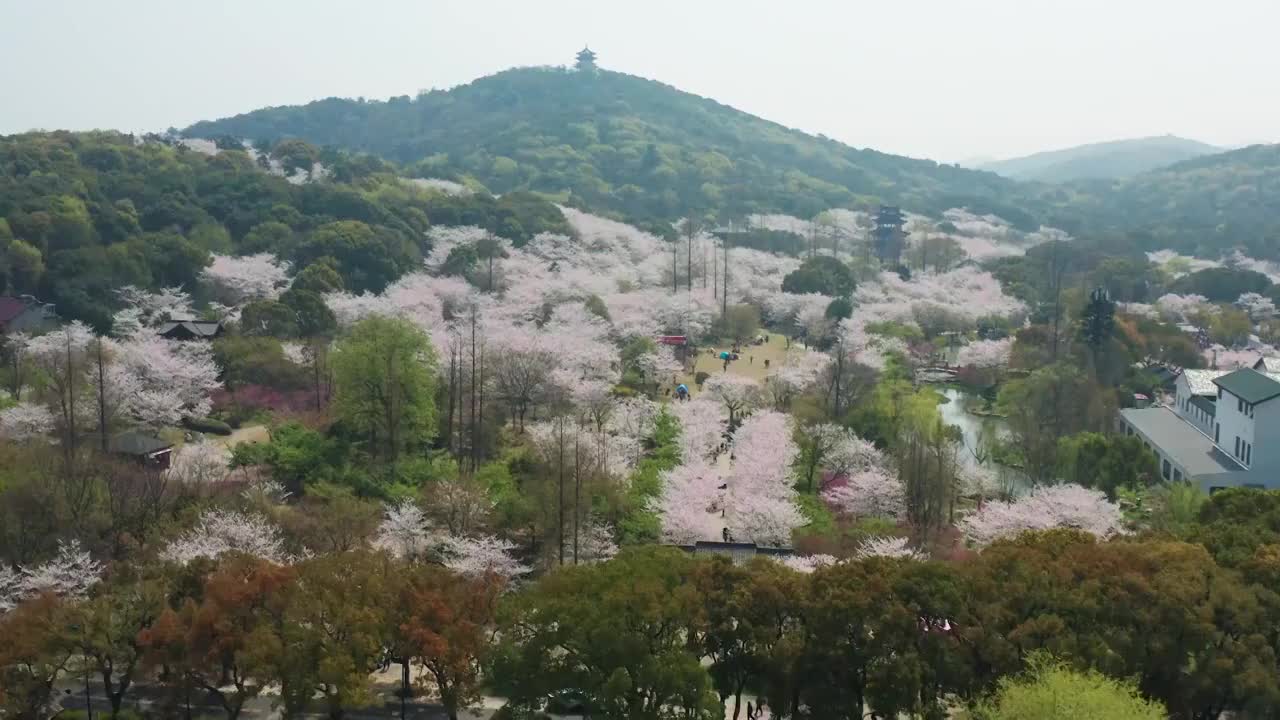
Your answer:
1247;443;1252;465
1173;469;1182;482
1239;398;1244;413
1161;459;1171;480
1235;437;1240;456
1215;424;1220;442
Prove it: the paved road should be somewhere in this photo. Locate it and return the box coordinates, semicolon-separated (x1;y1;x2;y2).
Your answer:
55;683;499;719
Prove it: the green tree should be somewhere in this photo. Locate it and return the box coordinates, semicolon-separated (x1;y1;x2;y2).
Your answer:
998;364;1112;484
781;256;856;297
969;653;1165;720
240;299;300;338
723;304;760;343
332;316;439;463
240;221;297;255
1056;432;1159;499
492;547;721;719
281;288;337;338
4;239;44;293
292;260;344;294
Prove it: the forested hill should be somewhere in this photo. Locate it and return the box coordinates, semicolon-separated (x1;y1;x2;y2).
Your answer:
1061;143;1280;260
0;132;570;328
184;66;1046;230
979;135;1223;182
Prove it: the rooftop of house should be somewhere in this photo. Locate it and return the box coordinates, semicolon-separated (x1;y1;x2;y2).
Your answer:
1256;357;1280;373
1120;407;1244;477
1182;368;1231;396
1190;394;1216;417
1213;368;1280;405
84;431;174;456
680;541;792;558
0;297;27;325
157;319;222;337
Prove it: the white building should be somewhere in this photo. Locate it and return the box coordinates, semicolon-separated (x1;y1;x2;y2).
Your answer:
1173;369;1228;436
1122;367;1280;492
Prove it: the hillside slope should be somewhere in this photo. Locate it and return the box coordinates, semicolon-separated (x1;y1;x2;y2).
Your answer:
185;66;1280;260
980;135;1222;182
185;66;1045;229
1060;143;1280;259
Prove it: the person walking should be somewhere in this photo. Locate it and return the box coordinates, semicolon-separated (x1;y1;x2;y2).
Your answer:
746;700;755;719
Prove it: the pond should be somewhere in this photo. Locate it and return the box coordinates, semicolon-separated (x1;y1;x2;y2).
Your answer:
937;387;1030;495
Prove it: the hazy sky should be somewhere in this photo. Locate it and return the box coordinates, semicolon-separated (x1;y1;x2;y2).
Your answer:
3;0;1277;163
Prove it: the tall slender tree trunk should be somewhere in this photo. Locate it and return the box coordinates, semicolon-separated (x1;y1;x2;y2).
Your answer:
557;417;566;566
475;340;484;469
469;312;477;472
673;238;678;292
96;339;108;452
573;424;581;564
444;349;456;455
722;235;730;316
687;226;694;292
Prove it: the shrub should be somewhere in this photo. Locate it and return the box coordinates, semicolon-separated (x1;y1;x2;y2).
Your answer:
183;416;233;436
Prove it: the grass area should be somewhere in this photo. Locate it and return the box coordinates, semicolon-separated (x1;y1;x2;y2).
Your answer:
213;424;270;448
678;332;796;396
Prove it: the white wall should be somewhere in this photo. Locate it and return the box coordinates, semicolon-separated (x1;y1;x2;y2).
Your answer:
1215;388;1256;467
1253;399;1280;471
1174;376;1215;436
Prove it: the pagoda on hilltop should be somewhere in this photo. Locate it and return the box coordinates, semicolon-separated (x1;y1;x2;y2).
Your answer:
575;46;598;71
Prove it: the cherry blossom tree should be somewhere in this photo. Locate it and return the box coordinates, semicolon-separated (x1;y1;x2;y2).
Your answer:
162;509;290;565
440;535;530;580
19;539;102;598
1237;292;1277;321
373;501;435;561
956;338;1013;369
113;286;194;334
0;402;55;441
780;553;838;574
114;334;221;423
1155;293;1213;324
26;321;95;445
959;483;1124;547
165;440;231;485
1;540;103;614
822;469;905;519
671;396;727;461
652;461;725;544
703;374;761;428
725;411;806;545
855;536;926;561
202;253;290;305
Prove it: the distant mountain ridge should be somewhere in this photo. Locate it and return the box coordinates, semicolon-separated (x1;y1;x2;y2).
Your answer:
979;135;1224;182
183;62;1280;260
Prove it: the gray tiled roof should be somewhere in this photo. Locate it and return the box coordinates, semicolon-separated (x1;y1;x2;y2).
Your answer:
1213;368;1280;405
1181;369;1230;396
1120;407;1243;477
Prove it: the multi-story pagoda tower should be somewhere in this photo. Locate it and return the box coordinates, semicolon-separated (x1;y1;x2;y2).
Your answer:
873;205;906;267
575;46;598;71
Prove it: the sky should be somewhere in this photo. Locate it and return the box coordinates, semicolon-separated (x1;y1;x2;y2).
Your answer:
3;0;1278;164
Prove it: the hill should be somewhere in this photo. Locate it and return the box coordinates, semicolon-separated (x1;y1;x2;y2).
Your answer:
157;64;1280;261
185;66;1046;231
0;132;570;328
1056;143;1280;260
979;135;1223;182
